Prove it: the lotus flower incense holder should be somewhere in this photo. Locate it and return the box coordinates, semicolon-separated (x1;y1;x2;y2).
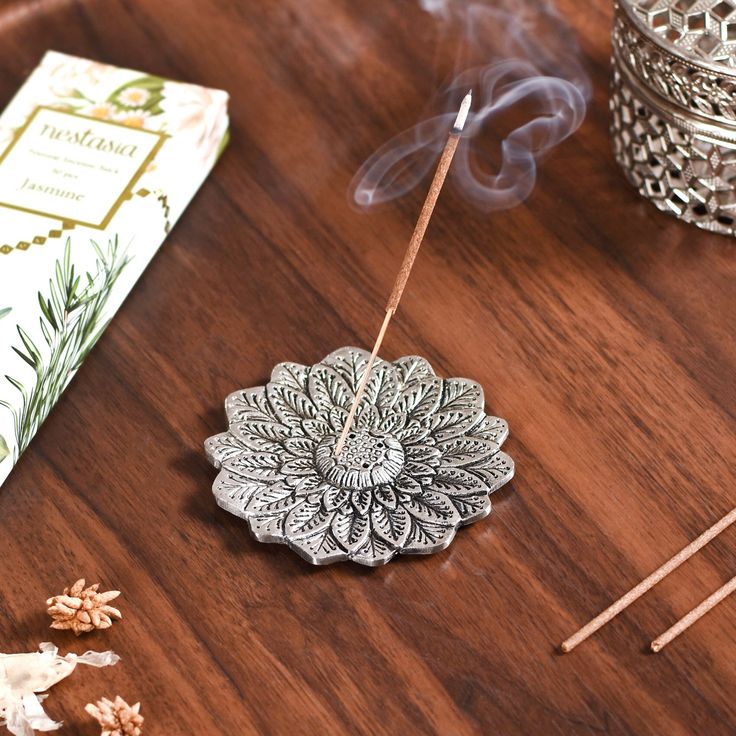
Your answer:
205;347;514;566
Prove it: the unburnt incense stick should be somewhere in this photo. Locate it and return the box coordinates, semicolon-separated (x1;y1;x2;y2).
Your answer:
334;91;472;457
560;506;736;653
650;574;736;652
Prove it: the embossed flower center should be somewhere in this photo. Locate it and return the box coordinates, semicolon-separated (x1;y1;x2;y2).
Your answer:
314;430;404;490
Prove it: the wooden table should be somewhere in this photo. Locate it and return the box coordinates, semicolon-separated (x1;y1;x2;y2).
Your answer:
1;0;734;733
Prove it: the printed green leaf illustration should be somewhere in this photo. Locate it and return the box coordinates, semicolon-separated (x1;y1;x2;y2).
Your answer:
216;129;230;162
0;435;8;463
0;307;11;320
0;237;129;456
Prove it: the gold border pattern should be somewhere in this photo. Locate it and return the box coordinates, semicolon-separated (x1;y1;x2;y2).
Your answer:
0;105;166;230
0;186;172;255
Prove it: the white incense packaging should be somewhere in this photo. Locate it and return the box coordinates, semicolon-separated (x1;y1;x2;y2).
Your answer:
0;51;229;488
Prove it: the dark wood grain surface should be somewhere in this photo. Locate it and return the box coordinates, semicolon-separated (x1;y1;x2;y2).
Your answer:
1;0;735;733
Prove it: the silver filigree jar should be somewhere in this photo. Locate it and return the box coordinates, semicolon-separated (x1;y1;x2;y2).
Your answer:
611;0;736;234
205;348;514;566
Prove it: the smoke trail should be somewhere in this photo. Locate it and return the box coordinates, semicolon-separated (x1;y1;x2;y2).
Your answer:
350;0;590;210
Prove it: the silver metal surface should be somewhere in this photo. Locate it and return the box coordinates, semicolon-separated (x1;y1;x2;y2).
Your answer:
205;347;514;567
611;0;736;234
627;0;736;70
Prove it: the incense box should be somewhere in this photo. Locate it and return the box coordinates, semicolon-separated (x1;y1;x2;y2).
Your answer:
611;0;736;235
0;51;229;488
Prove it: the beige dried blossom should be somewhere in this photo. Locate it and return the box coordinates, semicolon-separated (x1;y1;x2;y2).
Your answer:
46;579;122;635
85;696;143;736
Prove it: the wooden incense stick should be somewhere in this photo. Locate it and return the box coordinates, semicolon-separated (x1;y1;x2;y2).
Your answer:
560;506;736;653
334;90;472;456
650;574;736;653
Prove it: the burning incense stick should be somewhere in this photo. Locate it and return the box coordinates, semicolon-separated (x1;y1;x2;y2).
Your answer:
334;91;472;457
650;574;736;652
560;506;736;653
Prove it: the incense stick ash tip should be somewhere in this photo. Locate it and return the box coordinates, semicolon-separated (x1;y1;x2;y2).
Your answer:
452;90;472;133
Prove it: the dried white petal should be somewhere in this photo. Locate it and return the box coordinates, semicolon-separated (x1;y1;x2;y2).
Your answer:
0;645;119;736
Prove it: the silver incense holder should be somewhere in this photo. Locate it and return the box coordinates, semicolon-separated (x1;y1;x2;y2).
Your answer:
205;347;514;566
611;0;736;235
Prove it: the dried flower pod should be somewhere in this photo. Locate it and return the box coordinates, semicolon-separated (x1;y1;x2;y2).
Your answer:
46;579;122;635
85;696;143;736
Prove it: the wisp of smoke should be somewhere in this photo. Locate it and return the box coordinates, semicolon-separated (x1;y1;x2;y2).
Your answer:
350;0;590;210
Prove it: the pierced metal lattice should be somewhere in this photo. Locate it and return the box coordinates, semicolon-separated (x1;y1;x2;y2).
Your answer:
612;0;736;234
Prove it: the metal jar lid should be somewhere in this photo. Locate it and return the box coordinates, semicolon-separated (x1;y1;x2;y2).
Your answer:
611;0;736;235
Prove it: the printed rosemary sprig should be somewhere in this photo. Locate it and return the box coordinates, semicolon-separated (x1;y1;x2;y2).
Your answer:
0;309;8;461
0;237;129;460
